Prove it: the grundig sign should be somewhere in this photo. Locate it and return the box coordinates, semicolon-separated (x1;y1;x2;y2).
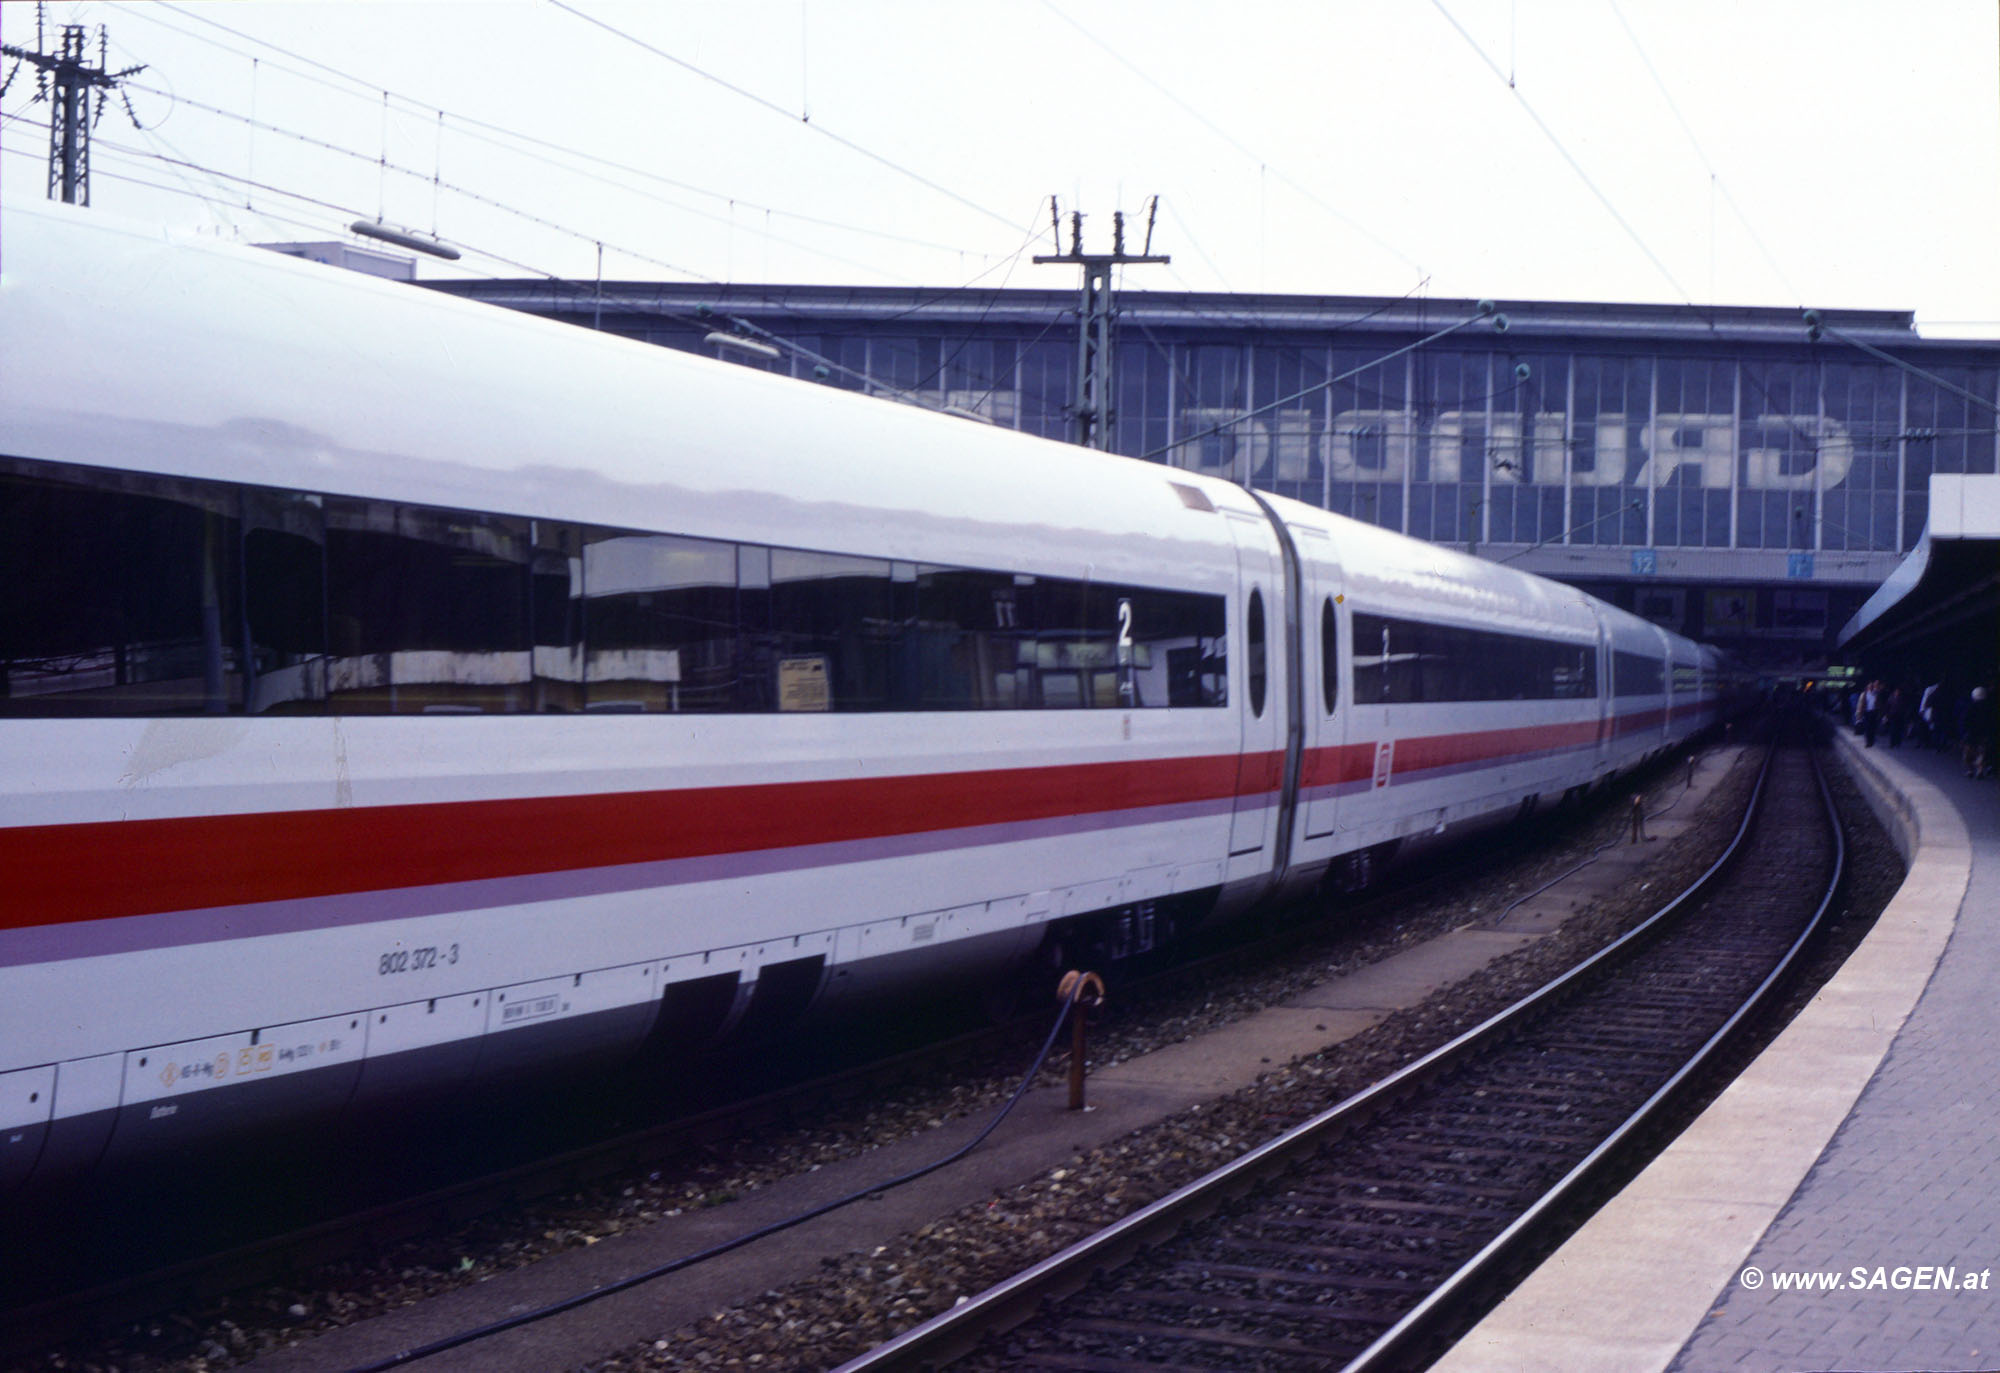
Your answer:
1203;410;1858;493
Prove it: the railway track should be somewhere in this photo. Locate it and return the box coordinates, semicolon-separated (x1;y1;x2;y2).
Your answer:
0;753;1682;1360
839;719;1842;1373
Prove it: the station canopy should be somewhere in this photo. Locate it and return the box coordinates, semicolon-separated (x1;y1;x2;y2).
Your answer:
1837;474;2000;662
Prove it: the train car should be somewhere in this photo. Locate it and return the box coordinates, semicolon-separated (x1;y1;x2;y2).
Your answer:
0;202;1717;1193
1268;493;1608;894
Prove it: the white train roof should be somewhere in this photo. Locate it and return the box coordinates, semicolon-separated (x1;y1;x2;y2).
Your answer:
0;201;1251;591
1265;491;1605;643
0;201;1701;661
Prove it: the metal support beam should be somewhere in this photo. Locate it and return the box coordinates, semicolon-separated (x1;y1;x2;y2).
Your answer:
3;15;144;207
1034;200;1169;451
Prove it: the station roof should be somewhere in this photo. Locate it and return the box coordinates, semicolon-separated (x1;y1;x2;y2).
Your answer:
432;279;1982;355
1837;474;2000;659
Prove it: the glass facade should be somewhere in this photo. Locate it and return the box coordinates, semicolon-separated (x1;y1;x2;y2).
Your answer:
632;318;1995;563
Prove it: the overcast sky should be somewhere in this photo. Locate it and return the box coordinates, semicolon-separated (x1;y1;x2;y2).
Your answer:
4;1;1996;334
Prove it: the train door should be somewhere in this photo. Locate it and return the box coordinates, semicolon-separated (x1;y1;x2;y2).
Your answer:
1655;629;1676;749
1336;606;1400;840
1592;611;1614;753
1225;513;1284;869
1300;561;1345;842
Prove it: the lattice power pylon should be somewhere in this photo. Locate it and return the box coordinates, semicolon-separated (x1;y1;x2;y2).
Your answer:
3;13;145;206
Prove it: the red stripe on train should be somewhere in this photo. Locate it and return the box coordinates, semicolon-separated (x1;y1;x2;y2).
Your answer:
5;699;1706;931
1;752;1258;930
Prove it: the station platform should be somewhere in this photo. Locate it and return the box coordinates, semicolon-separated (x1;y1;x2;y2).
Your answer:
1435;723;1999;1372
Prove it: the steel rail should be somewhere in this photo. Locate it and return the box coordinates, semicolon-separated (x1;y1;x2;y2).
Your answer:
1341;731;1844;1371
833;733;1814;1373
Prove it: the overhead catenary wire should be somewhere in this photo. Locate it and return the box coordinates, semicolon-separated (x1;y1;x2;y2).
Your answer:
76;107;1047;402
548;0;1023;235
7;118;1027;406
1809;315;2000;418
120;2;1002;266
918;208;1060;395
114;79;919;285
1141;309;1501;464
87;132;716;282
1037;0;1428;284
1430;0;1694;306
1604;0;1805;308
1492;498;1645;564
95;77;1014;296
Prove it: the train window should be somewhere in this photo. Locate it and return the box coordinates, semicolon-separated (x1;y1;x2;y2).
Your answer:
530;522;582;713
1321;598;1338;715
1086;581;1227;709
1;457;247;715
912;567;1032;708
1351;608;1599;704
581;531;738;712
241;489;327;714
907;572;1225;710
1027;577;1089;708
324;501;532;714
763;549;899;711
1247;588;1267;718
1552;647;1596;699
1351;612;1391;703
0;453;1229;718
1613;649;1667;697
1153;587;1227;708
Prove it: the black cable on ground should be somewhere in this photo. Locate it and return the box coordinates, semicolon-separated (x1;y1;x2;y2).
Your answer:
341;979;1092;1372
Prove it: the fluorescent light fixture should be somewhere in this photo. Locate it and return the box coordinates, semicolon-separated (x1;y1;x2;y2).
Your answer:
349;219;461;261
703;331;782;361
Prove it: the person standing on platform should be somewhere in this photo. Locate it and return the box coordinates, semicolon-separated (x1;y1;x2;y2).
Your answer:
1919;678;1943;749
1966;686;1996;779
1886;684;1908;748
1858;679;1883;747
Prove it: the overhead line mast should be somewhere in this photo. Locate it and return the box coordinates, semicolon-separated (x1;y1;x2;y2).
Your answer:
2;8;145;206
1036;197;1169;451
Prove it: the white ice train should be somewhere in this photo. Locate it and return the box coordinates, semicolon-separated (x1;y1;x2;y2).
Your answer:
0;202;1723;1191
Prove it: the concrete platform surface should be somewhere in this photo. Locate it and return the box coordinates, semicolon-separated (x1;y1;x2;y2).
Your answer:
1435;727;1995;1373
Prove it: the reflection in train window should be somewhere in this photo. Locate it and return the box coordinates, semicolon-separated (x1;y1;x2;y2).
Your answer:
1351;610;1598;704
324;501;532;714
911;567;1032;709
1247;588;1267;718
1321;597;1338;715
1;458;245;715
530;521;582;713
1613;649;1667;697
0;453;1232;717
582;531;738;712
241;490;327;714
763;549;899;712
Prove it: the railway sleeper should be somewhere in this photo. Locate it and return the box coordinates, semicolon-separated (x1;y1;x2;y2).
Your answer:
1093;1286;1407;1329
1283;1194;1514;1221
1295;1172;1528;1200
1218;1234;1458;1267
1252;1213;1478;1244
1169;1261;1439;1295
1054;1314;1349;1360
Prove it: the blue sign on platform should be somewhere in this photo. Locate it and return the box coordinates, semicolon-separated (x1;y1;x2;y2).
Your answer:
1788;552;1815;579
1631;548;1658;575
